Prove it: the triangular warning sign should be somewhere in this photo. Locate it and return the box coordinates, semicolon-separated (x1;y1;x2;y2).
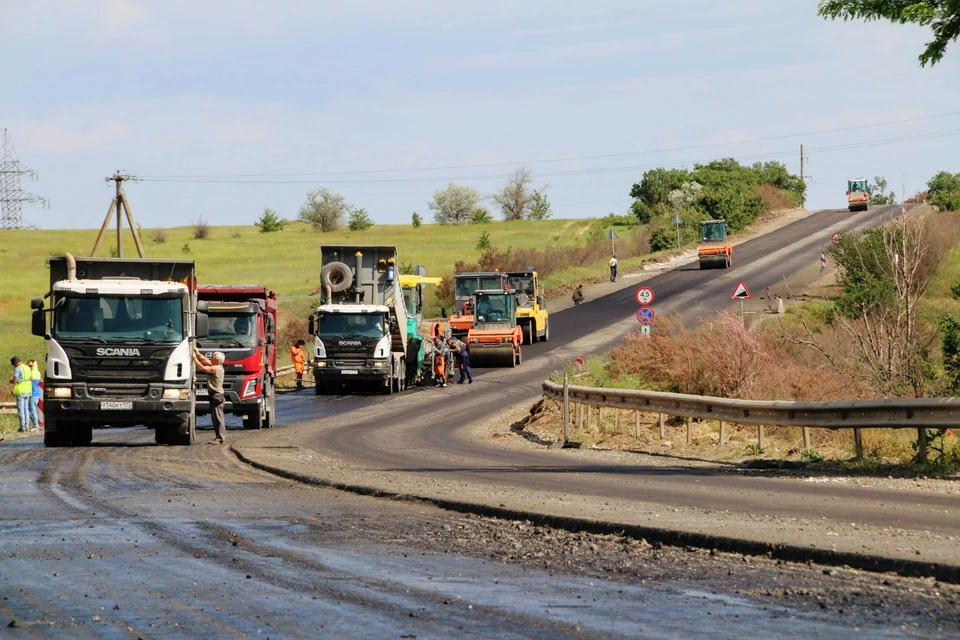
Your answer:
731;280;751;300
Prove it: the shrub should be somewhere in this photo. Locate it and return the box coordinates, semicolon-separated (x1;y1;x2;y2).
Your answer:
192;216;210;239
348;208;374;231
255;207;285;233
231;231;241;239
951;281;960;300
181;243;191;254
278;316;308;355
299;188;350;232
412;211;422;228
649;228;675;252
472;207;492;224
800;448;824;461
631;200;653;224
757;184;800;211
476;231;491;250
151;229;167;244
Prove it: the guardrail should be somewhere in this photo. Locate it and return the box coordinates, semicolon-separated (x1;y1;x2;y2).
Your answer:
542;378;960;459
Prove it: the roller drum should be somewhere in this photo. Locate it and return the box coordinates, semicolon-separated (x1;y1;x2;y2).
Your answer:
469;345;516;368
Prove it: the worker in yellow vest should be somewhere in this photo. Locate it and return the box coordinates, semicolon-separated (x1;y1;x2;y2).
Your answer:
9;356;33;432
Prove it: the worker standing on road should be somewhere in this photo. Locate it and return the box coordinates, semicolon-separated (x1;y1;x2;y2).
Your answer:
27;359;42;430
446;337;473;384
194;349;227;444
290;339;306;389
8;356;32;433
432;337;448;387
609;255;619;282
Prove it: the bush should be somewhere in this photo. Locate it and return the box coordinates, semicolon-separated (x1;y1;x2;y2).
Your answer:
192;216;210;239
472;207;492;224
631;200;653;224
255;207;285;233
649;228;675;252
181;243;191;254
278;315;308;355
933;190;960;212
476;231;491;250
299;188;350;232
348;208;374;231
412;211;422;228
951;281;960;300
151;229;167;244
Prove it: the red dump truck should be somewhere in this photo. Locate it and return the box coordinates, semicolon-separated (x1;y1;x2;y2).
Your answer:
195;285;277;429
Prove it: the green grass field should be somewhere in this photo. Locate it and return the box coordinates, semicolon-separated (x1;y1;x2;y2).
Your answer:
0;218;639;399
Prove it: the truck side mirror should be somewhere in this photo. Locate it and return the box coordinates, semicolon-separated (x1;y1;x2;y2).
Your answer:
266;335;275;345
31;298;44;310
195;312;209;338
31;309;46;338
308;314;316;336
441;307;448;319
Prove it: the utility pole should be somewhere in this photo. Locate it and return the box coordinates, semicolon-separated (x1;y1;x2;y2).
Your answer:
800;144;804;185
0;129;48;229
92;171;146;258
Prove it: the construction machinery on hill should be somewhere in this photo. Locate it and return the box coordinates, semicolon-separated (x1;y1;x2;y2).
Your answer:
467;288;523;368
697;219;732;269
847;178;870;211
506;270;549;345
448;271;509;341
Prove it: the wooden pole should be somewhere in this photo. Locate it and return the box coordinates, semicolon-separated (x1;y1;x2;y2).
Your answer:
121;193;146;258
854;428;864;459
658;413;664;439
802;426;811;450
758;425;765;450
115;174;123;258
614;410;619;433
916;428;927;463
92;199;117;257
686;420;692;445
634;410;640;440
719;420;726;445
562;375;570;443
586;404;592;431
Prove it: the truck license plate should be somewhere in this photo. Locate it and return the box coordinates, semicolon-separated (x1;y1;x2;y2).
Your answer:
341;370;359;375
196;388;208;396
101;401;133;410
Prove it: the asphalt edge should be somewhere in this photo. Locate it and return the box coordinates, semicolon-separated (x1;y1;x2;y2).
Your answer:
231;442;960;585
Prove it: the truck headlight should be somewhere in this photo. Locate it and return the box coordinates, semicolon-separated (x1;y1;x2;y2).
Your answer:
371;361;387;369
316;361;327;368
243;379;258;398
162;388;190;400
51;387;72;398
470;338;479;343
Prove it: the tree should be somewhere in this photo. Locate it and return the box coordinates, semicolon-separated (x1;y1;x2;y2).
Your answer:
490;167;536;221
299;188;351;232
927;170;960;211
529;189;552;220
429;183;481;225
254;207;285;233
870;176;898;205
817;1;960;66
629;167;690;208
471;207;492;224
667;181;704;212
476;231;491;250
631;200;653;224
411;211;423;228
348;208;374;231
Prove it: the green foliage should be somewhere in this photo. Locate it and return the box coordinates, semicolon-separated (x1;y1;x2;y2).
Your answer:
912;428;960;466
181;243;191;254
299;188;351;232
817;0;960;66
108;246;118;258
476;231;491;250
829;227;897;318
412;211;422;228
471;207;493;224
430;182;481;225
255;207;285;233
870;176;898;206
951;280;960;299
192;215;210;239
602;212;637;228
745;443;765;455
348;207;375;231
151;229;167;244
399;261;415;275
939;314;960;395
649;228;676;252
800;448;824;461
629;167;690;208
529;190;552;220
631;200;652;224
928;170;960;211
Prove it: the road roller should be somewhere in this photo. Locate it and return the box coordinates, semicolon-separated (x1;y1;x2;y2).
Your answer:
466;289;523;368
697;219;732;269
448;271;509;341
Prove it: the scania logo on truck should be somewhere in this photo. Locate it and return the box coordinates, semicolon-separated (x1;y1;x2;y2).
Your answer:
339;340;361;346
95;347;142;357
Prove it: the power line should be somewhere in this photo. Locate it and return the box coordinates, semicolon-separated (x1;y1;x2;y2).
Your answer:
137;128;960;186
138;110;960;180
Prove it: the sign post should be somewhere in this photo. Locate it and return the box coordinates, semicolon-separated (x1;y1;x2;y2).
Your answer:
731;280;751;323
607;229;619;256
636;286;655;337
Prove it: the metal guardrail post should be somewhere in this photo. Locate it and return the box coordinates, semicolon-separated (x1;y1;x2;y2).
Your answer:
854;428;864;459
758;425;765;450
658;413;664;439
686;420;692;445
634;410;640;439
562;374;570;444
719;420;726;445
802;426;811;450
917;428;927;461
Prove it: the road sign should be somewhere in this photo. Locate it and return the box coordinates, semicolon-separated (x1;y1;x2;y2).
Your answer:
640;325;651;337
637;307;655;324
831;232;841;245
635;287;655;306
731;280;751;300
820;251;826;270
672;214;682;225
607;229;619;240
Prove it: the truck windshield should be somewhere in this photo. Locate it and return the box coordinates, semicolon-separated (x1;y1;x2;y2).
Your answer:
508;276;534;295
456;276;503;297
317;314;386;338
475;295;514;322
54;295;184;342
205;312;257;346
849;180;867;192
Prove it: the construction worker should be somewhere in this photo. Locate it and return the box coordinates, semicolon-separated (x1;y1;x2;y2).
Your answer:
9;356;33;433
609;255;619;282
27;359;42;430
432;337;448;387
446;337;473;384
572;285;584;306
290;339;306;389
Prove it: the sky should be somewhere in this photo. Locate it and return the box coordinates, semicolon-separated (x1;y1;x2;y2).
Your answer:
2;0;959;230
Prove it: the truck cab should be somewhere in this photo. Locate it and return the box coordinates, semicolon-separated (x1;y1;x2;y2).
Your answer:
195;285;277;429
506;270;549;345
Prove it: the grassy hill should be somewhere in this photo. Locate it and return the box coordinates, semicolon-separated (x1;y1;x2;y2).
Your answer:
0;217;638;399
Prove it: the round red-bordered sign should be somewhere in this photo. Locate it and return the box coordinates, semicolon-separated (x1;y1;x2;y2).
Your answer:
635;287;654;306
637;307;655;324
831;232;842;245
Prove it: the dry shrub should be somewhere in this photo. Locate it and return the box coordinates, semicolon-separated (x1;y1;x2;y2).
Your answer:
278;315;308;355
757;184;797;211
192;216;210;240
151;229;167;244
905;191;929;204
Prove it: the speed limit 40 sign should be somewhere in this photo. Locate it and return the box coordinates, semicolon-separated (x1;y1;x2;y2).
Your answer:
636;287;654;306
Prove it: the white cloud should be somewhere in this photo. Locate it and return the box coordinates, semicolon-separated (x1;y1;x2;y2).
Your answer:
20;119;134;155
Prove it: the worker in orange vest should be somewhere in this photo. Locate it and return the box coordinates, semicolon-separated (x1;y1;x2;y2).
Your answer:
290;339;307;389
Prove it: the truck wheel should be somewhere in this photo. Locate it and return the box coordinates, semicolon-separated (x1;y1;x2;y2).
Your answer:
542;319;550;342
73;425;93;447
164;415;196;446
43;422;70;448
315;381;325;396
243;411;264;430
265;379;276;429
521;323;532;345
725;254;732;268
515;348;522;366
320;262;354;293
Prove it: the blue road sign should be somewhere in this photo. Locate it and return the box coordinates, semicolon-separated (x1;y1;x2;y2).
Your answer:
637;307;655;324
